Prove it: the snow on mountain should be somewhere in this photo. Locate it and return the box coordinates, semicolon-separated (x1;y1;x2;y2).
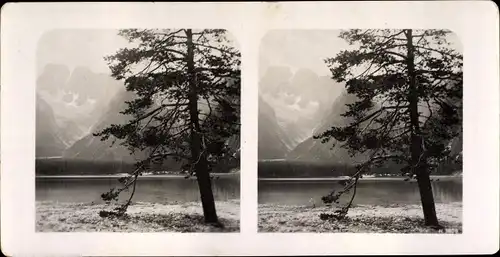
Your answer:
258;66;344;153
287;89;359;164
62;88;137;162
36;64;123;146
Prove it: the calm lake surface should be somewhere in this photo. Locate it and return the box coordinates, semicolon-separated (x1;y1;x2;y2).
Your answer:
258;176;462;206
36;174;240;203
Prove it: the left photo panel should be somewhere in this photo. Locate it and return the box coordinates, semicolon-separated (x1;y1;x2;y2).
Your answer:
35;29;241;232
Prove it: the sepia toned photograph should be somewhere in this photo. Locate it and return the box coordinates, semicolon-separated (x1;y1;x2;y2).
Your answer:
258;29;463;233
35;29;241;232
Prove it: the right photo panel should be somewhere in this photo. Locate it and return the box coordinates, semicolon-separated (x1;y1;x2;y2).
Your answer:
258;29;463;233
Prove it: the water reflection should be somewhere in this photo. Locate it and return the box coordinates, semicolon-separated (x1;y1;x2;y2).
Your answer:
36;176;240;203
258;178;462;205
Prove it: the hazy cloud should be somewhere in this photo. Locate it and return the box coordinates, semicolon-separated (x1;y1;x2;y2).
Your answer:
37;29;129;75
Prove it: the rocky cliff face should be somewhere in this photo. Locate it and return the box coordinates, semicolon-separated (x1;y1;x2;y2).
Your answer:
36;64;122;146
258;96;290;159
287;90;360;164
36;95;67;157
62;89;139;162
258;66;344;153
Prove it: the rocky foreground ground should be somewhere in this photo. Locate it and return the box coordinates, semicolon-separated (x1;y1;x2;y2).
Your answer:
259;202;462;233
36;200;240;232
37;200;462;233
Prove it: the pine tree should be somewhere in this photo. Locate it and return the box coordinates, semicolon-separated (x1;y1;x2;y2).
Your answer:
95;29;240;224
315;29;462;227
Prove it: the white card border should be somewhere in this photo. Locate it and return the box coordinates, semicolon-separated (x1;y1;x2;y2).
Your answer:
1;1;499;256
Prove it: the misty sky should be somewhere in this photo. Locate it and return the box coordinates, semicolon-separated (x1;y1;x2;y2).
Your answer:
37;29;240;77
259;30;350;78
37;29;130;76
37;29;462;80
259;29;463;79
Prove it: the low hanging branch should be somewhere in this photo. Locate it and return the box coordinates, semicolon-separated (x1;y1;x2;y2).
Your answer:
319;149;382;221
98;143;164;218
94;29;241;223
316;29;462;226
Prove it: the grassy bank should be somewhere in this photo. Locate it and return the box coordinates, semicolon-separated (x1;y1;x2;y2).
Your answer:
36;200;240;232
259;202;462;233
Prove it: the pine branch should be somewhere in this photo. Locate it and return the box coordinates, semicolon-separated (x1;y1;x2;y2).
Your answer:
377;30;406;42
346;103;406;129
161;107;185;135
100;142;163;216
347;108;384;127
163;48;188;57
386;129;412;143
381;50;408;60
168;127;190;139
364;60;405;77
414;32;428;45
150;152;191;161
357;112;383;135
320;29;462;223
155;29;184;37
192;42;238;55
413;45;458;57
384;105;410;109
131;102;187;125
374;44;407;53
371;155;408;163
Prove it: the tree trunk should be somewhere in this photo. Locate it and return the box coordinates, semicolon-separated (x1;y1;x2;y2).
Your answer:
186;29;219;224
405;29;441;227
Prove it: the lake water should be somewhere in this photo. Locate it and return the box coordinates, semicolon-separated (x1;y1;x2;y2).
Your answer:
258;176;462;206
36;174;240;203
36;175;461;206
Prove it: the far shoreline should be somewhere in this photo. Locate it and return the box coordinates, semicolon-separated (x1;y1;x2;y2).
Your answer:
258;175;462;181
36;172;241;179
35;173;460;180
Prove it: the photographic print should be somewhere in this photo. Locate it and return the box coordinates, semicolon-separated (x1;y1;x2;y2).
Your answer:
258;29;463;233
2;1;499;256
35;29;241;232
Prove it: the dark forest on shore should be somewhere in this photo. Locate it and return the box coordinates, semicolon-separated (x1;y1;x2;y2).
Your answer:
36;158;239;176
258;159;461;178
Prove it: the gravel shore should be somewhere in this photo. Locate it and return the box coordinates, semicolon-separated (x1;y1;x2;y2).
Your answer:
36;200;240;232
259;202;462;233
